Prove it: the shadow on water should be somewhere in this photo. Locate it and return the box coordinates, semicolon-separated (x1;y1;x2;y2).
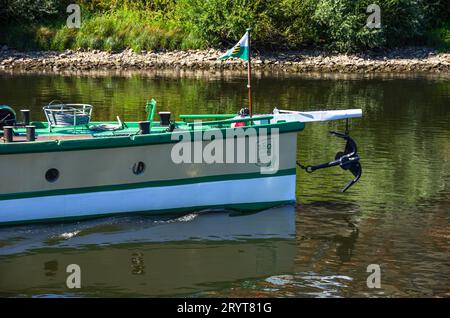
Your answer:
0;206;297;297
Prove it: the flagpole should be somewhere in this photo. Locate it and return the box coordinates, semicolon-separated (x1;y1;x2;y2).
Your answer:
246;28;253;118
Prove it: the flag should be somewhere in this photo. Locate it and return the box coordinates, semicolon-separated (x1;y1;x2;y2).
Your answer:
219;31;249;61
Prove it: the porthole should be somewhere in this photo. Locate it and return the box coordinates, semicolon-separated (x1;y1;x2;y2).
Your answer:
132;161;146;175
45;168;59;183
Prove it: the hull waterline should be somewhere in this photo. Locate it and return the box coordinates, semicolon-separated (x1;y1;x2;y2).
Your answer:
0;174;296;225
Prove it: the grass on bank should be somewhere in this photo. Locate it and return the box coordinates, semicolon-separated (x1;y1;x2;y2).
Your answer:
3;9;206;52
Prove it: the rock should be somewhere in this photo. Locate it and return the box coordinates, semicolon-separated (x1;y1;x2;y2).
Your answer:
0;47;447;73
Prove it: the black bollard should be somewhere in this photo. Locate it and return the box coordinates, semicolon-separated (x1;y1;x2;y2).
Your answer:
26;125;36;141
159;112;171;126
139;121;150;134
21;109;30;125
3;126;13;142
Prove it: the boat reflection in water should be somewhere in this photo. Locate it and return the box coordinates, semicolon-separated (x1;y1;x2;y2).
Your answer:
0;206;296;297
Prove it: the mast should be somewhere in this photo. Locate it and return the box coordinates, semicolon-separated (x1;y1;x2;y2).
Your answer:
247;28;253;118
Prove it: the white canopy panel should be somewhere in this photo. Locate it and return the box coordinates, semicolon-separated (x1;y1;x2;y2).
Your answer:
272;108;362;123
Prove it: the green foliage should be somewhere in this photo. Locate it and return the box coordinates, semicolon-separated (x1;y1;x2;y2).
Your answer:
77;0;177;14
272;0;320;48
0;0;449;52
34;26;56;50
174;0;449;52
426;23;450;51
174;0;274;47
381;0;426;46
51;27;78;51
0;0;67;23
48;9;191;52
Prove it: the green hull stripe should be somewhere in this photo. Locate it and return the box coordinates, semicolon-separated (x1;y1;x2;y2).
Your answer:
180;114;236;120
0;168;296;201
0;121;304;155
0;201;295;226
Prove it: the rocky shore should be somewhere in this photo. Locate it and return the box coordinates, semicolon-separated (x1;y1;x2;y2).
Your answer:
0;46;449;74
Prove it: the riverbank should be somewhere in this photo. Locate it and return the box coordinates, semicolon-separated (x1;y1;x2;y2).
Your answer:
0;46;449;73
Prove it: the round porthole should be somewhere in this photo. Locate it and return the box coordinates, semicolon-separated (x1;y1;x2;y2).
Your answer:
45;168;59;183
132;161;146;175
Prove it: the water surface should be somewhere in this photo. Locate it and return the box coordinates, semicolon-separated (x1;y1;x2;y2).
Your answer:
0;71;448;297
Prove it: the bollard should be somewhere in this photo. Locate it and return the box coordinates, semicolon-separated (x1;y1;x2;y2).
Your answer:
159;112;171;126
3;126;13;142
26;125;35;141
138;121;150;135
21;109;30;125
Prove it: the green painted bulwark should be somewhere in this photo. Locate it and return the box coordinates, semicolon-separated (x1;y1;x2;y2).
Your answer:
180;114;236;120
0;168;297;201
0;121;304;155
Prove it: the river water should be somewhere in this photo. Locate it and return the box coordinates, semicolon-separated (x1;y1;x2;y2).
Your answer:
0;71;448;297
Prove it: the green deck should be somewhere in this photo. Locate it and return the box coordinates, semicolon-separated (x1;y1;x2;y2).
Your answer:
9;114;277;137
21;120;186;136
0;115;305;154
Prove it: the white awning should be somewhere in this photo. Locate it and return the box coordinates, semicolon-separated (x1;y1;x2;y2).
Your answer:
272;108;362;123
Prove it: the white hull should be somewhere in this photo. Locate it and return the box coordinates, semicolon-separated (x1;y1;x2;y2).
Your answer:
0;174;296;224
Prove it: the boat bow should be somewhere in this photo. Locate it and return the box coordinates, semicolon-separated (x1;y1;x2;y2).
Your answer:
272;107;363;192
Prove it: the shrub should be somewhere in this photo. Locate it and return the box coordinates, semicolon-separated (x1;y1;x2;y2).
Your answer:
34;26;55;50
0;0;67;23
0;0;449;52
51;27;78;50
426;23;450;51
175;0;274;47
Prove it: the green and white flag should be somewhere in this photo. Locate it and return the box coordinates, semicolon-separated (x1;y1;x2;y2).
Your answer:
219;31;250;61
